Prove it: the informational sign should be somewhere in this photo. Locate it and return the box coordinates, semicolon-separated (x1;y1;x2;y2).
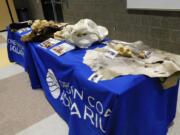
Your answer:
127;0;180;10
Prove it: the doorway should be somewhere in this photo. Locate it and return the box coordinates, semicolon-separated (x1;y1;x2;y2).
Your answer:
41;0;64;22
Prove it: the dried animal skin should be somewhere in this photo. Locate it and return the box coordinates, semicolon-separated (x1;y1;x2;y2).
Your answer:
160;72;180;89
83;41;180;83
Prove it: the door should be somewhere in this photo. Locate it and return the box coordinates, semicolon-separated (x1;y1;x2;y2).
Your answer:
0;0;12;31
41;0;64;22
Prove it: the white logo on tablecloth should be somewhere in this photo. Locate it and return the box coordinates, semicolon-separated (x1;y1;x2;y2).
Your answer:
46;69;113;133
46;69;60;99
58;80;112;133
8;39;24;56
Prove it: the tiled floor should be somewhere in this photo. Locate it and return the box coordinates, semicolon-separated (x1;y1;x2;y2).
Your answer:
0;32;11;68
0;31;180;135
0;32;24;79
16;114;68;135
0;31;68;135
0;47;12;68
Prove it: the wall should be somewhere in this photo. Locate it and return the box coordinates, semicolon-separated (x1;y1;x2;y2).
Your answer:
26;0;44;19
62;0;180;54
0;0;12;31
14;0;28;9
7;0;18;22
0;0;18;30
127;0;180;10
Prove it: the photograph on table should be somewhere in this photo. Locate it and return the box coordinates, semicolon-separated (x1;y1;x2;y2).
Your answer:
40;38;61;49
50;42;75;56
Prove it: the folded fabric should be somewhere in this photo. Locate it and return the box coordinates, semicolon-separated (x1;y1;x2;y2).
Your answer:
54;19;108;48
83;40;180;88
9;20;33;32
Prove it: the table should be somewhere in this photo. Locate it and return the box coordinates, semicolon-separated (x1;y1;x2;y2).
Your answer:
7;27;31;70
7;28;41;89
29;41;179;135
7;29;179;135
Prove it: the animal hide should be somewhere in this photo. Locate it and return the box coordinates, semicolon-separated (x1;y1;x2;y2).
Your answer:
21;20;67;42
83;40;180;88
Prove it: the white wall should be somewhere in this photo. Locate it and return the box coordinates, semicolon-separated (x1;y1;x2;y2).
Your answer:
26;0;44;19
127;0;180;10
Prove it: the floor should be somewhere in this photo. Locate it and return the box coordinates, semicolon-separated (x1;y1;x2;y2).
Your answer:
0;31;180;135
0;32;68;135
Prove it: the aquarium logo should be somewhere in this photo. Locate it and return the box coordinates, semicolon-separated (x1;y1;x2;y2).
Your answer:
46;69;61;99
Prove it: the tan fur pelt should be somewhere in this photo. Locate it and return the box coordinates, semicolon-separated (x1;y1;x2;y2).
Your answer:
31;20;56;32
21;19;67;42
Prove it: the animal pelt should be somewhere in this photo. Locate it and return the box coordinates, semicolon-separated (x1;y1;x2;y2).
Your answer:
21;26;60;42
21;20;67;42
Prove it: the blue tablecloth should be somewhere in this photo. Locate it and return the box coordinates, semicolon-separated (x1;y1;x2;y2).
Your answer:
7;29;179;135
7;27;31;70
27;41;179;135
7;29;41;89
